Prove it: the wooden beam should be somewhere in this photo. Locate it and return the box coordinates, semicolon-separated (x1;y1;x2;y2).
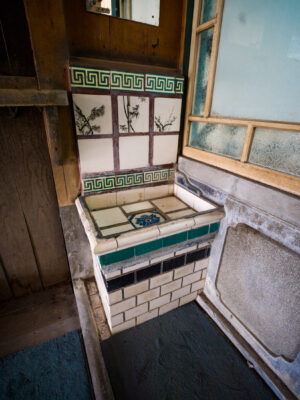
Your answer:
203;0;224;117
0;75;38;89
183;146;300;196
0;89;68;106
178;0;188;72
188;115;300;132
241;125;254;163
196;18;216;33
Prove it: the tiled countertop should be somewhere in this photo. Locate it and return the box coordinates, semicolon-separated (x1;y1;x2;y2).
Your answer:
76;184;224;257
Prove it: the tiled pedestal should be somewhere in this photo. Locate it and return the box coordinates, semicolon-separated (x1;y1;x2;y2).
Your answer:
76;183;224;334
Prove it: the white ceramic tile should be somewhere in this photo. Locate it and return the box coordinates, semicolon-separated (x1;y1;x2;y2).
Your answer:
117;225;160;249
72;94;112;135
122;201;153;214
100;223;134;236
193;197;216;212
78;138;114;173
158;218;195;237
152;196;187;213
174;185;195;208
119;136;149;169
85;192;117;211
116;188;145;205
92;207;128;228
167;208;196;219
144;185;169;200
154;98;182;132
153;135;178;165
118;95;149;133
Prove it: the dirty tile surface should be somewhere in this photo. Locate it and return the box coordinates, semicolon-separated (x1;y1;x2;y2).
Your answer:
101;302;277;400
152;196;187;213
92;207;128;228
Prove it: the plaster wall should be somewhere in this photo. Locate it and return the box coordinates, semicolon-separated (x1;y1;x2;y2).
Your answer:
177;156;300;398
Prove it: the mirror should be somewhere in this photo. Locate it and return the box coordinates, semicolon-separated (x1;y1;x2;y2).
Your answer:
86;0;160;26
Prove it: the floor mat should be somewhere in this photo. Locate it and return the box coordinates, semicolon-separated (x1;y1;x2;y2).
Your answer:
101;302;277;400
0;330;93;400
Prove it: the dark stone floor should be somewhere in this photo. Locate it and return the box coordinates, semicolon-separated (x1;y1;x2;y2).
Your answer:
0;330;93;400
101;302;277;400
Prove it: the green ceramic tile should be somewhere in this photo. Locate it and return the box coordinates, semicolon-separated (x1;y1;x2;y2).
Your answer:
188;225;209;240
99;247;134;266
135;239;163;256
163;231;187;247
209;222;220;233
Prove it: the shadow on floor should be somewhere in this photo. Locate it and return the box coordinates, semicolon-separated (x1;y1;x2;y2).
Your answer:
0;330;93;400
101;302;277;400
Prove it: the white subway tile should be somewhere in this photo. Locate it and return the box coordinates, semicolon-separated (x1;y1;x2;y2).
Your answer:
111;318;135;334
124;280;149;298
125;303;148;320
111;313;124;327
108;290;122;305
159;299;179;316
191;279;205;292
194;258;209;271
150;271;173;289
149;293;171;310
122;260;149;274
110;297;136;316
175;244;197;256
137;287;160;305
174;263;194;279
171;285;191;301
136;309;159;325
202;269;207;279
179;291;198;306
161;279;182;295
182;271;202;287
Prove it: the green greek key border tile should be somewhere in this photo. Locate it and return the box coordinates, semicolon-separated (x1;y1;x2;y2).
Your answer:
111;70;144;92
82;168;174;195
69;66;110;90
175;77;184;94
98;223;216;266
145;73;175;94
69;66;184;94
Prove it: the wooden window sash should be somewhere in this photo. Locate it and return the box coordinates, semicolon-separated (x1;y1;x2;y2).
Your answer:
182;0;300;195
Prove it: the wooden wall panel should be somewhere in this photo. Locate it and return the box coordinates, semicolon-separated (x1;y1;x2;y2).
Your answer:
0;108;70;296
63;0;184;69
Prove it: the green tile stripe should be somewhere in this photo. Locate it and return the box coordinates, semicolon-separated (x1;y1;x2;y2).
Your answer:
69;66;184;94
98;222;219;266
82;168;174;195
111;70;144;92
69;66;110;90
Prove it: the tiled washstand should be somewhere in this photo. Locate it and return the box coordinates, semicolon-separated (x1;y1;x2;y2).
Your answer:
69;64;224;333
76;183;224;334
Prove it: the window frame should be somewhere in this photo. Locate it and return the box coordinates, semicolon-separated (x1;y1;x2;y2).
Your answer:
182;0;300;196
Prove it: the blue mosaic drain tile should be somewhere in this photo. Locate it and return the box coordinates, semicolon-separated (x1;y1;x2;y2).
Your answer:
129;211;166;229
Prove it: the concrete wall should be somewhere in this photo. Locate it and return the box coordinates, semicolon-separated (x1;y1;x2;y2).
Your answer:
177;156;300;399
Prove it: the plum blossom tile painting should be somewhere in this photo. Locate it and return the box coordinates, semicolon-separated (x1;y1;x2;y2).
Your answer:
154;98;182;132
72;94;113;135
118;96;149;133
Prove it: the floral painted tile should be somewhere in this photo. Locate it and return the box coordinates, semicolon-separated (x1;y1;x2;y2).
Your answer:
129;211;166;228
72;94;113;135
118;96;149;133
154;98;182;132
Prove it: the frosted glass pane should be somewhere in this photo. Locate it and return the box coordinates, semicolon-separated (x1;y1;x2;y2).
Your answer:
249;128;300;177
189;122;246;159
200;0;217;24
192;28;214;116
211;0;300;122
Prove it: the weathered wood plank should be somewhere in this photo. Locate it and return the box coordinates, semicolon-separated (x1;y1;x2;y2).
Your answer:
0;110;42;297
0;75;38;89
0;89;68;106
1;107;70;287
24;0;68;89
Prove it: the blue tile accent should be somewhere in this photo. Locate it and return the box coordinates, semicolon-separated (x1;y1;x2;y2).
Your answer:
99;247;134;266
162;231;187;247
135;239;163;256
188;225;209;239
129;212;165;229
